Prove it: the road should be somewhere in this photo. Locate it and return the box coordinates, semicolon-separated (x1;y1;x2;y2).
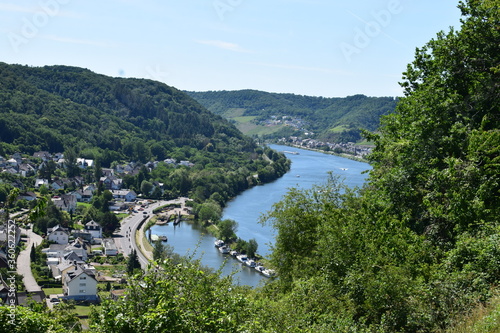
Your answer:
17;227;43;292
114;198;189;269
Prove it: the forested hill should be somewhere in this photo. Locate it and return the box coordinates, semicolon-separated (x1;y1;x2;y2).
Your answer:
0;62;252;161
0;62;291;202
186;89;397;142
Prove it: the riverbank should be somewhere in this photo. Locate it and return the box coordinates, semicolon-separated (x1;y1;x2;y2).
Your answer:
275;142;371;163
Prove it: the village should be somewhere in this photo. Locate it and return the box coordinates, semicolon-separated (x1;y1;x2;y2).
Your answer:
0;150;195;317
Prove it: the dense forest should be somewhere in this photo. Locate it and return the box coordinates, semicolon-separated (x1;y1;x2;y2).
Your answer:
1;0;499;332
186;89;397;142
0;63;290;203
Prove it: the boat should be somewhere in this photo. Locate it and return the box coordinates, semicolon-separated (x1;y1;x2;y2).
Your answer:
255;265;266;273
283;150;299;155
245;259;257;268
262;269;276;278
159;235;167;241
229;250;238;257
236;254;248;264
214;239;225;248
218;245;230;254
339;167;348;171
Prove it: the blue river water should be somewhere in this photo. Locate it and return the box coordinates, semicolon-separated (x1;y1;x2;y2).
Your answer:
150;144;371;287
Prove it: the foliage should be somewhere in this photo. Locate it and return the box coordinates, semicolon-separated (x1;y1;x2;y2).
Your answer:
216;219;238;242
126;249;141;275
89;259;252;332
187;90;397;143
0;302;81;332
0;62;290;205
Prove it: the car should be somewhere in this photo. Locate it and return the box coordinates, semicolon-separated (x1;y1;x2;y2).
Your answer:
50;297;60;304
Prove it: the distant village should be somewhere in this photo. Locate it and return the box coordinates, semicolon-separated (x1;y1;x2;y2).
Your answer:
257;115;372;159
278;136;372;159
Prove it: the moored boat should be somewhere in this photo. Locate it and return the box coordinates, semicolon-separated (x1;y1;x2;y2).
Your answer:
214;239;225;247
262;269;276;278
245;259;257;268
218;245;230;254
236;254;248;264
255;265;266;273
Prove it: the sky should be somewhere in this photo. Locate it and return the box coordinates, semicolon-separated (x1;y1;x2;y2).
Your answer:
0;0;462;98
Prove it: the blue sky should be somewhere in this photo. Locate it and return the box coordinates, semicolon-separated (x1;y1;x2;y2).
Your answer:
0;0;461;97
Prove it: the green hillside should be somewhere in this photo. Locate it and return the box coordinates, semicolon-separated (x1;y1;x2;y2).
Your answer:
1;1;499;332
186;90;397;142
0;63;290;202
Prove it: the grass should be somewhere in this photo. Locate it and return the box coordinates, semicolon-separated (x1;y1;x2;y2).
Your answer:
221;107;246;118
43;287;63;296
232;116;257;123
446;295;500;333
74;304;95;317
77;202;92;209
93;263;126;277
328;125;349;133
115;213;129;220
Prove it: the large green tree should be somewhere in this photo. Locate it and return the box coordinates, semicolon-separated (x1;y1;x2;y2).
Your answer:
368;0;500;243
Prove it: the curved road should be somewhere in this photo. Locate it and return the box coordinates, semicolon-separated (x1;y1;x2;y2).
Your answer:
115;198;188;269
17;227;43;292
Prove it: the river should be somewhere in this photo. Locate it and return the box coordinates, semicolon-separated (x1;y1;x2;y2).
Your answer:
150;144;371;288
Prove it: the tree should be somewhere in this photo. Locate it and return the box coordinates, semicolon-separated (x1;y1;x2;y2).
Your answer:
198;201;222;224
100;212;119;236
39;184;49;195
368;0;500;242
127;249;141;275
30;244;36;262
217;219;238;242
245;238;258;258
64;147;79;178
94;159;102;183
140;180;153;195
152;239;167;261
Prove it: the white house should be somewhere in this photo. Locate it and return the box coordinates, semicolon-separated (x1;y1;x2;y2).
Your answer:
102;238;118;256
84;221;102;239
34;178;49;189
43;239;89;262
77;158;94;169
63;265;98;302
47;225;69;245
111;190;137;202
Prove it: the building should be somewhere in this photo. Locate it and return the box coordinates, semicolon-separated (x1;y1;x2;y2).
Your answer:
84;220;102;239
111;190;137;202
62;264;98;302
51;194;77;213
76;158;94;169
102;238;118;256
47;225;70;245
18;192;37;201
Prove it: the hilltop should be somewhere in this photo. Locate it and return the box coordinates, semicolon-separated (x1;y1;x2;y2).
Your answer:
186;89;397;142
0;62;290;203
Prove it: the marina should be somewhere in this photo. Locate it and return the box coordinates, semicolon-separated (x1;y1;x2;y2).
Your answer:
150;144;371;287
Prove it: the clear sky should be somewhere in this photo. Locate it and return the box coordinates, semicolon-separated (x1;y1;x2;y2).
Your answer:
0;0;462;98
